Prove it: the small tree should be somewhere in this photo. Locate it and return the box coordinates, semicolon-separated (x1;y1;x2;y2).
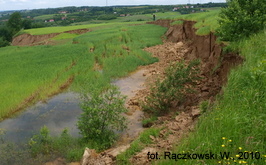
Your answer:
7;12;22;35
0;26;12;42
77;86;127;148
217;0;266;41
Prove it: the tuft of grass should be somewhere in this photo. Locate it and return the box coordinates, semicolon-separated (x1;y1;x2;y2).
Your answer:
170;20;184;26
142;116;158;128
116;127;161;165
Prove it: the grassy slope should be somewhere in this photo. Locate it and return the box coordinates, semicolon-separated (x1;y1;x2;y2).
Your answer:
172;8;220;35
0;23;167;120
24;21;143;35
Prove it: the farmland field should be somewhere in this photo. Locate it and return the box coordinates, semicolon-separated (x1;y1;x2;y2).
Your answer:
0;23;167;120
24;21;144;35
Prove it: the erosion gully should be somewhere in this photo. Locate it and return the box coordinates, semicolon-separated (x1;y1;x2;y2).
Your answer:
0;69;146;144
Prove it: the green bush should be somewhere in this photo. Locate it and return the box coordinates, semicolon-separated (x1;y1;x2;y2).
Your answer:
143;60;200;115
217;0;266;41
77;86;127;149
98;14;117;20
29;126;52;157
0;37;10;48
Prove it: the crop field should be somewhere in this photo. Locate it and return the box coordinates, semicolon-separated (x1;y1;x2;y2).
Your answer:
24;21;144;35
0;23;167;120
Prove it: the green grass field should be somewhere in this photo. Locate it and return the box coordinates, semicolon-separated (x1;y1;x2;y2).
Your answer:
34;14;54;20
0;23;167;120
24;21;144;35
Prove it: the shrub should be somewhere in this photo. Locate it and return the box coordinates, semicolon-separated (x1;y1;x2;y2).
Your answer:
77;86;127;149
0;37;10;48
29;126;52;156
143;60;200;115
98;14;117;20
217;0;266;41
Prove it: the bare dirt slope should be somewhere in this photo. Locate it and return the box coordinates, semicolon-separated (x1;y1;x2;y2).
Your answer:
12;29;91;46
128;20;243;165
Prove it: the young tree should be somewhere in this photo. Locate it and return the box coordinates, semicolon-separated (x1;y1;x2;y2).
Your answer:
0;26;12;42
217;0;266;41
77;86;127;148
7;12;22;35
22;19;32;29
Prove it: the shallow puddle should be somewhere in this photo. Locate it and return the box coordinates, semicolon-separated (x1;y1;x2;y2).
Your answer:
112;69;147;100
112;69;147;144
0;69;147;144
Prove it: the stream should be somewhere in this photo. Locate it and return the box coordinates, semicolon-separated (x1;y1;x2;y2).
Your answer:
0;69;147;144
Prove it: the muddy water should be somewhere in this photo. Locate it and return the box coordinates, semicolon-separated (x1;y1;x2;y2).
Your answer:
0;92;82;143
112;69;147;143
0;69;147;144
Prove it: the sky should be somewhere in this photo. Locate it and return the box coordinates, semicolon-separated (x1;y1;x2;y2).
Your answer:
0;0;226;11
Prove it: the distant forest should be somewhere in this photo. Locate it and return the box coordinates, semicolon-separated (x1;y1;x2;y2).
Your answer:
0;3;226;26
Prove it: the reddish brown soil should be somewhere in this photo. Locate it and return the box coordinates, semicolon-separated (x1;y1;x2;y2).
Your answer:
12;29;91;46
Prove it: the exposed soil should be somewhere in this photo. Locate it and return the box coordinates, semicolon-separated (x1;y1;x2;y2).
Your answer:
79;20;243;165
41;20;244;165
128;20;243;165
12;29;91;46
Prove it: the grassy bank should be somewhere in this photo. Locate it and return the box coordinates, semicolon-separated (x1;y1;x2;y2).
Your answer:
158;30;266;165
0;23;167;120
172;8;220;35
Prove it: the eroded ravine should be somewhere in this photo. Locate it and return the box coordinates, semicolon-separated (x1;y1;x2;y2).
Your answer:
80;20;243;165
1;20;243;165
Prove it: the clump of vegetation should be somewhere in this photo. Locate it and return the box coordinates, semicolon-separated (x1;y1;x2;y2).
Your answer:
217;0;266;41
170;20;184;26
77;86;127;149
98;14;117;20
28;126;84;162
143;60;200;116
142;116;158;128
116;127;161;164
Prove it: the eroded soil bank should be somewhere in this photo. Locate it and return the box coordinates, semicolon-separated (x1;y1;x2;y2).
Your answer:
12;29;91;46
79;20;243;165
